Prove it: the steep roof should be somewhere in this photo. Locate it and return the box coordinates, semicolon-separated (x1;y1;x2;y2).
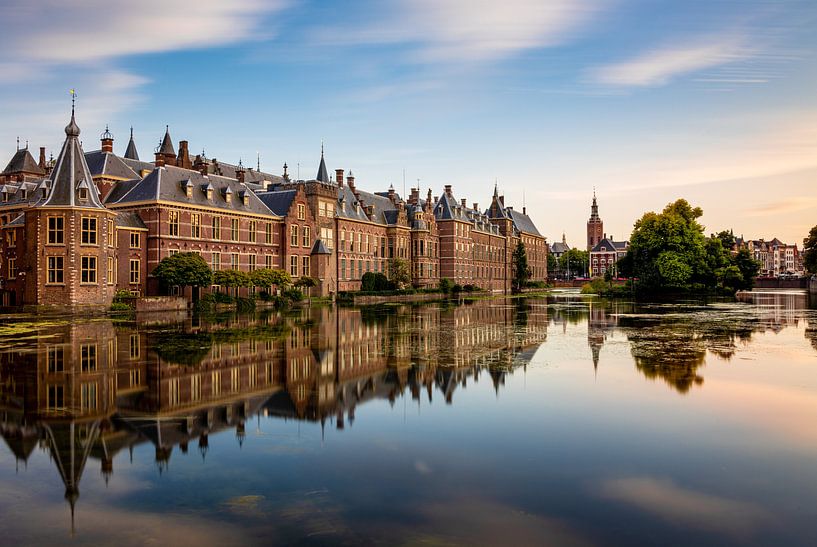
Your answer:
0;179;48;208
591;237;628;253
85;150;139;180
256;189;297;216
311;239;330;255
316;148;329;184
551;241;570;253
106;164;279;217
508;208;542;237
2;148;45;176
114;211;147;229
336;186;373;222
159;126;175;156
39;111;106;209
124;128;139;160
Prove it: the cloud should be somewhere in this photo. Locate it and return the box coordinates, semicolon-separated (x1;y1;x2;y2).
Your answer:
598;476;769;538
745;197;817;217
313;0;606;63
590;37;750;87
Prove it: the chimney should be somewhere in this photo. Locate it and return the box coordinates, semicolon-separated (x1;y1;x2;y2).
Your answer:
154;151;165;168
101;126;114;153
178;140;191;169
236;160;245;183
336;169;344;187
523;206;526;215
388;185;395;202
365;205;374;219
38;147;46;170
410;188;419;204
473;202;479;211
347;172;355;190
460;198;467;208
444;184;453;196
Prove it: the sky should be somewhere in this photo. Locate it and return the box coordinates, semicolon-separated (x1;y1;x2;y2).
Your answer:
1;0;816;246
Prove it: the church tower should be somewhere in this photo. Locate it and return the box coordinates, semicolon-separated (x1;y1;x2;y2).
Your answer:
586;191;603;251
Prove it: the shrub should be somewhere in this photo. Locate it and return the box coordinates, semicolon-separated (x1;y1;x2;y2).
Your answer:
439;278;454;293
282;288;304;302
452;284;463;293
110;302;132;312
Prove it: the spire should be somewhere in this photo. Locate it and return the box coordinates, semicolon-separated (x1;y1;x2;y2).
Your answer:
41;98;104;208
493;179;498;198
316;143;329;183
159;125;175;156
589;189;600;221
124;127;139;160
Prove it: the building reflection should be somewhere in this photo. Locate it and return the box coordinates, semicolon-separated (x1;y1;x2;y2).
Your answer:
0;299;548;530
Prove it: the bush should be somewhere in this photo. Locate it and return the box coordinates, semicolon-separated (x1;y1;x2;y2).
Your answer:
282;288;304;302
462;284;480;293
452;284;463;293
361;272;394;292
109;302;132;312
439;278;454;293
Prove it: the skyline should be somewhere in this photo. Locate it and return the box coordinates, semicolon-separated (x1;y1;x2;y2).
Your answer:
1;0;816;245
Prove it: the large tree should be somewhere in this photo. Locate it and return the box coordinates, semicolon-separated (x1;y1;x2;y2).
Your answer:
804;225;817;274
214;269;251;296
512;241;531;292
250;268;291;292
152;252;212;295
558;249;589;278
388;258;412;289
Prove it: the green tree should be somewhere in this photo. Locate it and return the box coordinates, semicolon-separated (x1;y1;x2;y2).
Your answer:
559;249;589;278
250;268;291;291
731;249;760;290
294;276;318;292
512;241;531;292
213;269;251;296
438;278;454;293
714;229;736;251
804;225;817;274
547;253;560;278
152;252;213;295
388;258;412;289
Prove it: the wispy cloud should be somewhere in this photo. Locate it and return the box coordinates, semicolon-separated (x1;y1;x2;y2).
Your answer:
590;36;750;87
312;0;606;63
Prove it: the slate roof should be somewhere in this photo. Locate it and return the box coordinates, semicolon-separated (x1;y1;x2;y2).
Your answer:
550;241;570;253
159;127;175;156
105;164;280;217
256;189;296;216
0;180;48;208
591;238;628;253
115;211;147;230
435;189;500;235
121;156;155;175
39;112;106;209
124;128;139;160
85;150;139;180
508;208;542;237
316;151;329;184
1;148;45;176
311;239;330;255
336;186;374;222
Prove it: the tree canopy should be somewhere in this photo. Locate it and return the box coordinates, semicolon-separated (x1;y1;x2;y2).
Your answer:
250;268;291;289
213;269;251;288
559;248;589;278
804;225;817;274
388;258;412;289
620;200;759;293
152;252;212;289
512;241;531;292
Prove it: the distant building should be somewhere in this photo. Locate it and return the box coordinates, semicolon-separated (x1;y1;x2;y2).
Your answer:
550;233;571;259
590;236;628;278
586;191;603;251
733;237;803;276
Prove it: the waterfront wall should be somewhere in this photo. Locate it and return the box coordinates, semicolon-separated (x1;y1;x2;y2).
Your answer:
755;277;808;289
135;296;188;313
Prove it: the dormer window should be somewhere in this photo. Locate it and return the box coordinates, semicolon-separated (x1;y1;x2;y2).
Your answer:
182;179;193;198
241;191;249;206
78;188;88;202
225;189;232;203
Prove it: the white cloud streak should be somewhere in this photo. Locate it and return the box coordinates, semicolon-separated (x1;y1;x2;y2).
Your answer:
590;37;751;87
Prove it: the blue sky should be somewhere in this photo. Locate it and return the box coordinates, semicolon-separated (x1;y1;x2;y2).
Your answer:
1;0;816;244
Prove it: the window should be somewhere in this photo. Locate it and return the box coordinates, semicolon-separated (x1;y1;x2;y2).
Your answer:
81;383;97;411
297;204;305;220
168;379;179;406
81;256;97;283
47;256;64;284
47;346;64;373
6;231;16;248
168;210;179;236
231;253;239;269
290;225;298;246
47;217;64;244
212;216;221;240
212;371;222;396
231;367;239;392
81;217;98;245
190;214;201;238
265;255;273;269
129;334;140;359
107;256;115;284
231;218;239;241
249;254;257;271
265;223;273;244
47;385;65;411
129;259;140;284
248;220;256;243
302;226;310;247
107;219;115;247
340;258;346;279
130;369;141;387
81;344;97;372
321;227;334;249
357;233;362;253
7;257;16;279
302;256;310;277
212;252;221;271
290;255;298;276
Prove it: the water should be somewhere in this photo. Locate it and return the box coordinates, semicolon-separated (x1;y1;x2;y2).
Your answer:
1;291;815;546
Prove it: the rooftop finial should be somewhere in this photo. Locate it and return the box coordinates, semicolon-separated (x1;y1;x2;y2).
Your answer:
70;89;76;116
101;125;113;140
16;136;19;150
65;90;80;137
130;126;134;138
257;151;260;172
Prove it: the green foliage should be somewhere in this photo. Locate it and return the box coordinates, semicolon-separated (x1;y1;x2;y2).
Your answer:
452;283;463;293
558;248;589;277
622;199;760;295
388;258;412;289
581;278;609;294
512;241;531;292
282;288;304;302
152;252;213;290
804;225;817;274
250;268;291;289
294;276;318;289
213;269;251;288
438;278;454;293
547;253;559;276
109;302;132;312
361;272;394;292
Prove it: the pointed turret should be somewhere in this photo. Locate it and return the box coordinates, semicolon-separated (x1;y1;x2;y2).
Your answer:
124;127;139;160
159;125;175;156
39;107;105;208
316;144;329;183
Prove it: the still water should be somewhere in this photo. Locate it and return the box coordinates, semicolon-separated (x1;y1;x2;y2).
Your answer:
0;291;815;546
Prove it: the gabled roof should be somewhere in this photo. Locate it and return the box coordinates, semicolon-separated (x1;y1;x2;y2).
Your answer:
257;189;297;216
124;128;139;160
591;237;628;253
106;164;279;217
2;148;45;176
336;186;373;222
39;111;106;209
85;150;139;180
121;156;155;175
114;211;147;230
508;209;542;237
551;242;570;253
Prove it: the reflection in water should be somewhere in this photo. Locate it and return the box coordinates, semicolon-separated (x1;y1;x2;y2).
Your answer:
0;299;548;531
